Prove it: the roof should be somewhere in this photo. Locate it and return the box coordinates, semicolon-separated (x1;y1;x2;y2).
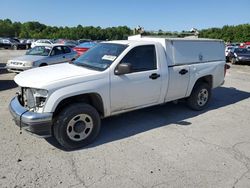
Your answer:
35;43;70;47
105;40;159;46
128;34;224;43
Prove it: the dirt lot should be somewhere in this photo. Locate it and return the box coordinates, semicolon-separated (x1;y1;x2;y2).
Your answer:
0;50;250;188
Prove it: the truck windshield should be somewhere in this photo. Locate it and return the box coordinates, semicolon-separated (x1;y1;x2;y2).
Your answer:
74;43;127;71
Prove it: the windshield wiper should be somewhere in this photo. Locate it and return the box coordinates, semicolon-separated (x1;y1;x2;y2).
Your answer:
73;62;103;71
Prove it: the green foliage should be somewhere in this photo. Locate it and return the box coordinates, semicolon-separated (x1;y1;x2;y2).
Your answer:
0;19;249;42
199;24;250;42
0;19;132;40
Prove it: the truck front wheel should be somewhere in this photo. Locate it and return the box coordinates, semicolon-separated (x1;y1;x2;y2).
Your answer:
187;83;211;111
53;103;101;150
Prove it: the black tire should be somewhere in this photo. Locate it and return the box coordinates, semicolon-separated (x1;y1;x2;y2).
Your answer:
39;63;47;67
187;82;211;111
53;103;101;150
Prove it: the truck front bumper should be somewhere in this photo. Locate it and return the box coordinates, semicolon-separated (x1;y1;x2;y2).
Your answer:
9;96;53;137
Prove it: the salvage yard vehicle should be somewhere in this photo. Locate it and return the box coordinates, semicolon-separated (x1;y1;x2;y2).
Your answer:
6;44;78;73
229;48;250;64
0;38;27;50
73;41;97;56
9;35;227;149
31;39;54;48
225;46;235;62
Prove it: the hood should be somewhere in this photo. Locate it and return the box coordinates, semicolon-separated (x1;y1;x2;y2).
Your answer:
11;55;47;62
14;63;102;89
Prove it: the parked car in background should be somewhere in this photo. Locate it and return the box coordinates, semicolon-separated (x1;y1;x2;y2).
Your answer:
73;42;97;56
241;41;250;49
78;39;92;44
0;38;27;50
6;44;78;73
231;43;240;48
54;39;67;44
31;39;54;48
19;39;33;49
55;39;79;48
229;48;250;64
225;46;235;62
63;40;79;48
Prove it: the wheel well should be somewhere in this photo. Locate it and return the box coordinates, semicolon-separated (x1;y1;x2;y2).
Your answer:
195;75;213;88
54;93;104;117
39;63;47;67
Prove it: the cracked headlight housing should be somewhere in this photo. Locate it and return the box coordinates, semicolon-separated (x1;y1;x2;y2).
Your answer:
22;88;48;111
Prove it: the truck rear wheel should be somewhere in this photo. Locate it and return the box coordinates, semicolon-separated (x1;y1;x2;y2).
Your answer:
187;83;211;111
53;103;101;150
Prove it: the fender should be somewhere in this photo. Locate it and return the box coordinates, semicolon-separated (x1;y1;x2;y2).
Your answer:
43;78;110;116
186;61;225;97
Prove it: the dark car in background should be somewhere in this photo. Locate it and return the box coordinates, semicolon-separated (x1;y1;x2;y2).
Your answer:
0;38;27;50
19;39;34;49
229;48;250;64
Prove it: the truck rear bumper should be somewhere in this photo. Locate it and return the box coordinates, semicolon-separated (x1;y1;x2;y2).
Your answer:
9;96;53;137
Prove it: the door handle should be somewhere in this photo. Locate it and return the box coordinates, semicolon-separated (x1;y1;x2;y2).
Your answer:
149;73;160;80
179;69;188;75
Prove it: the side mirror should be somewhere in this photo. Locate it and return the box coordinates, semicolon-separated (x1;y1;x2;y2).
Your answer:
115;63;132;75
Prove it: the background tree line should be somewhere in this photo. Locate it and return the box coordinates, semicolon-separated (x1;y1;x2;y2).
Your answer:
199;24;250;42
0;19;132;40
0;18;250;42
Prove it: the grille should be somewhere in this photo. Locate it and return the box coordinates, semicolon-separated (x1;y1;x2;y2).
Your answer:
11;62;23;66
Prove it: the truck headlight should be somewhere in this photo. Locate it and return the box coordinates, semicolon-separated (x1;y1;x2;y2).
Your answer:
23;88;48;110
31;88;48;107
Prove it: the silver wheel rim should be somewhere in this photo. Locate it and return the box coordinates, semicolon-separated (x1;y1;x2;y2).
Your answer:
197;89;208;106
66;114;93;141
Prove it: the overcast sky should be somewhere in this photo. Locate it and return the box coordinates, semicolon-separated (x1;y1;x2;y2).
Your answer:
1;0;250;31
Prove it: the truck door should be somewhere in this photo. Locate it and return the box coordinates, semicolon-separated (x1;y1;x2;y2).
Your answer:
110;45;162;113
165;65;190;101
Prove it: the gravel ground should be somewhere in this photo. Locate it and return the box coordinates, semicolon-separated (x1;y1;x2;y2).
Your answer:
0;50;250;188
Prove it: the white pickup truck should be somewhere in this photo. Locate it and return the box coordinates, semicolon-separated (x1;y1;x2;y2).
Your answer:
9;35;227;149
